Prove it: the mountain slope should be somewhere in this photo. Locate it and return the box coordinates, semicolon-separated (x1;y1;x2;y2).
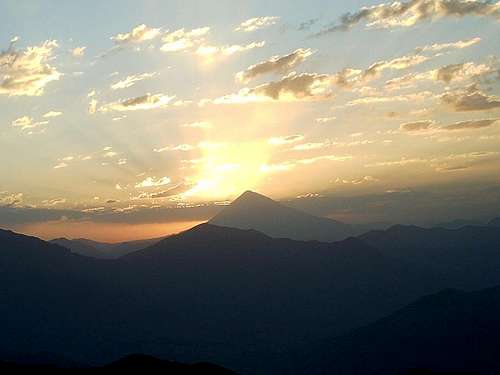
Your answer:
209;190;357;242
303;286;500;375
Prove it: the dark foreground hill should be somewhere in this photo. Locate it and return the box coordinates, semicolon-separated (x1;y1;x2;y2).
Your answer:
2;222;500;374
302;286;500;375
0;353;237;374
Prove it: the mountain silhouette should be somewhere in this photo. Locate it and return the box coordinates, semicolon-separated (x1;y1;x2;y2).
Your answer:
302;286;500;375
50;236;165;259
209;190;358;242
2;222;500;374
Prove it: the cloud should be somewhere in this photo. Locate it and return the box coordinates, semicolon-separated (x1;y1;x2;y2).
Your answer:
0;39;61;96
316;116;337;123
443;118;499;130
53;162;68;169
135;176;171;188
347;91;432;105
440;84;500;111
88;98;98;114
363;54;429;79
399;120;436;132
160;27;210;52
11;116;48;130
292;142;330;151
0;192;23;207
181;121;212;129
100;93;175;112
415;37;481;53
110;72;157;90
42;198;66;206
236;48;314;83
314;0;500;35
366;157;428;167
43;111;62;118
209;72;333;104
154;144;196;152
112;24;161;44
399;118;499;134
298;18;320;31
71;46;86;57
235;16;280;32
195;41;265;58
335;176;379;185
260;153;351;173
268;134;304;145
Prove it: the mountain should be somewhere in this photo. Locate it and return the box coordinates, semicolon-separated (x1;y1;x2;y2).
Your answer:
209;190;358;242
50;235;165;259
302;286;500;375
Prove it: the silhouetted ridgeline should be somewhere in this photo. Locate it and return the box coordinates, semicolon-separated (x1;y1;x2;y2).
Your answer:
2;193;500;374
0;354;237;373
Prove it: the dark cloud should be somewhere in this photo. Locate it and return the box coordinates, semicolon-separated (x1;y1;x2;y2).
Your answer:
441;84;500;111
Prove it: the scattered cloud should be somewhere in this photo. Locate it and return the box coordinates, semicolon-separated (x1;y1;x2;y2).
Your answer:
316;116;337;123
235;16;279;32
112;24;161;44
100;93;175;112
110;72;157;90
196;41;265;58
43;111;62;118
415;37;481;53
0;191;23;207
268;134;304;145
399;118;500;133
347;91;432;106
314;0;500;35
71;46;86;57
11;116;48;130
209;72;333;104
0;39;61;96
236;48;314;83
440;84;500;111
181;121;212;129
160;27;210;52
135;176;171;188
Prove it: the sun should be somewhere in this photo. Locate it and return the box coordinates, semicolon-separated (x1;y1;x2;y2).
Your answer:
183;141;270;201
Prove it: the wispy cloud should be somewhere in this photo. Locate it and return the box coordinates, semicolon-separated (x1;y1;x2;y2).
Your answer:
110;72;157;90
135;176;171;188
235;16;280;32
100;93;175;112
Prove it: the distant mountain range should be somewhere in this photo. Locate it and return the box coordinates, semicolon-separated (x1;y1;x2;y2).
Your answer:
49;235;166;259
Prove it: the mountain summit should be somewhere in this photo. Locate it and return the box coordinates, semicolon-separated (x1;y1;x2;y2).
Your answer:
209;190;357;242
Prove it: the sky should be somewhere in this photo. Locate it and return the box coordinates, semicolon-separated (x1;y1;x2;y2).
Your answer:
1;0;500;241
